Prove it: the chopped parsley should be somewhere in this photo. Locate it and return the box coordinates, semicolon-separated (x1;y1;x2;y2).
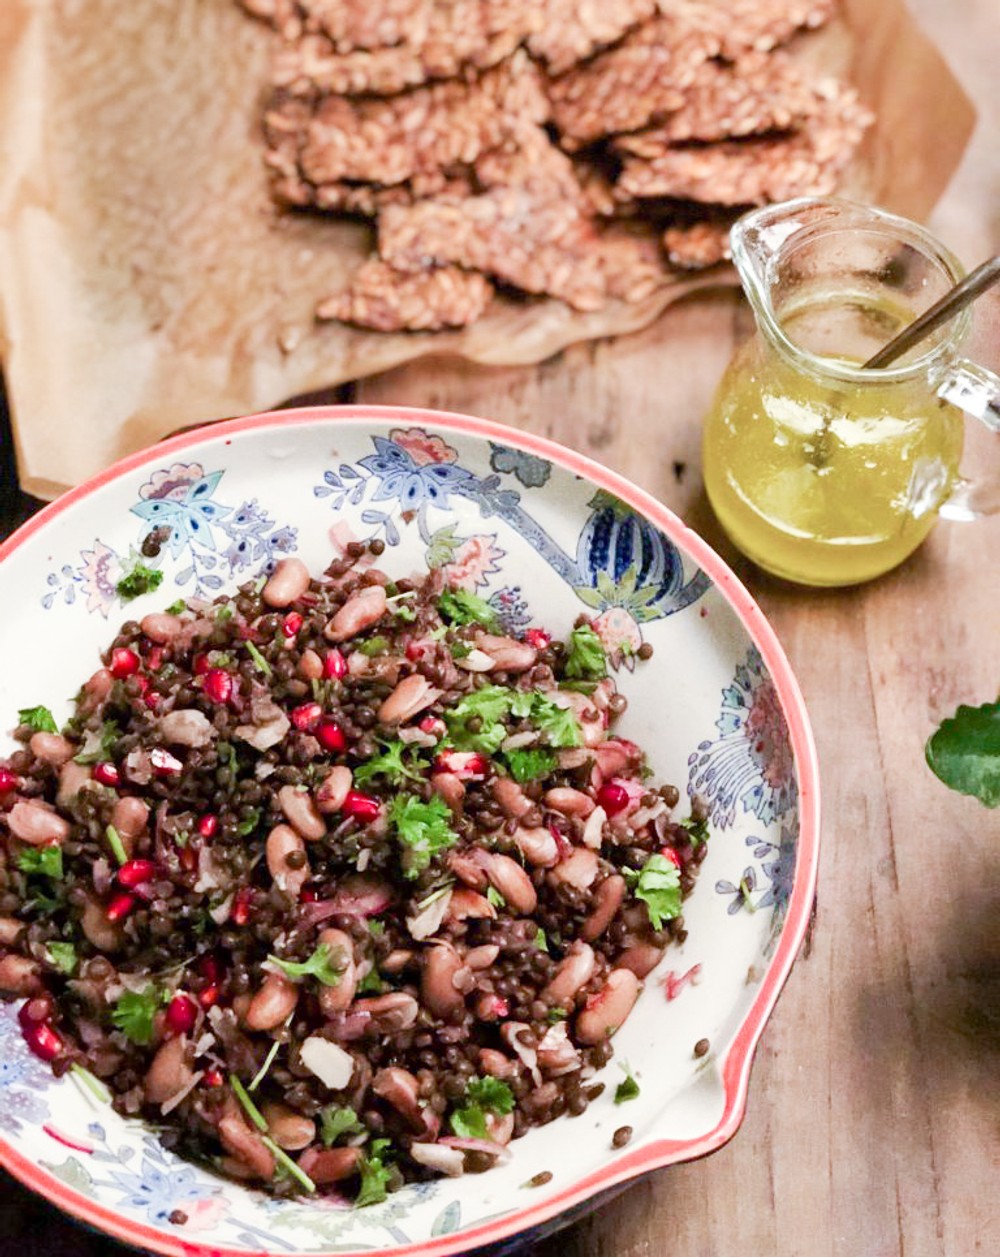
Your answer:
526;693;581;748
503;747;558;782
115;562;164;601
353;739;426;788
105;824;128;866
356;966;385;995
319;1105;365;1147
111;986;165;1045
679;815;710;846
438;588;500;630
17;705;58;734
16;845;64;879
445;685;580;755
165;599;187;615
388;793;459;878
267;943;346;987
357;635;390;657
391;602;416;623
46;941;78;975
546;1007;567;1023
564;623;607;680
356;1138;393;1207
626;853;682;930
486;885;506;910
533;927;548;952
73;719;120;764
245;641;272;676
449;1076;515;1139
615;1062;640;1104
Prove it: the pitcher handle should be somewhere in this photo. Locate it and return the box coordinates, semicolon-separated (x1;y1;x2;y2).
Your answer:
934;359;1000;520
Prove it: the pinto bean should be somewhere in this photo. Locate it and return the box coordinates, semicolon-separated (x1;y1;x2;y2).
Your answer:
245;972;300;1030
581;874;627;942
159;708;214;748
542;942;596;1008
430;771;464;813
548;847;599;891
261;1103;315;1152
315;765;353;814
80;895;123;952
28;732;75;766
0;953;42;995
111;796;150;843
445;888;496;923
56;759;93;809
278;785;326;841
80;667;114;716
513;825;559;867
262;557;311;609
544;787;595;818
575;968;641;1045
421;943;465;1018
266;824;310;897
475;634;537;673
298;1145;361;1185
297;648;324;680
447;852;488;891
465;943;501;970
219;1100;276;1180
483;853;537;915
324;586;387;642
372;1066;425;1129
145;1035;194;1105
617;942;667;979
479;1047;519;1080
492;776;532;820
317;928;356;1015
378;673;442;725
7;800;70;846
0;917;25;946
381;949;414;975
353;991;419;1033
140;612;184;644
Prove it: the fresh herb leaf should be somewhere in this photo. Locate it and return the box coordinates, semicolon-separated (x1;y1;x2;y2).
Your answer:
558;680;598;694
116;562;164;601
356;967;385;995
165;599;187;615
926;700;1000;807
449;1106;488;1139
358;635;390;657
17;845;64;879
503;747;558;783
546;1007;567;1023
615;1063;640;1104
320;1105;365;1147
679;815;710;845
73;719;120;765
105;824;128;867
486;885;506;910
245;641;272;676
111;986;164;1045
438;588;500;629
564;623;607;680
215;603;234;623
354;739;426;788
356;1138;393;1207
450;1075;515;1138
631;853;682;930
237;809;261;837
389;793;459;878
18;705;58;734
46;941;78;975
262;1135;316;1193
368;919;385;936
391;603;416;623
267;943;346;987
533;927;548;952
529;693;581;748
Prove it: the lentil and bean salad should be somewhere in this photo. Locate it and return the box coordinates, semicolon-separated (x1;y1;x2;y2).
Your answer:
0;546;710;1201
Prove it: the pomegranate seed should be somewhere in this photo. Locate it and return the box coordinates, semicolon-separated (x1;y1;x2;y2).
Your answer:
316;720;347;754
18;993;55;1029
143;689;161;711
151;747;183;777
341;790;381;822
197;814;218;839
660;846;682;868
418;716;446;737
106;892;136;922
110;648;140;679
146;645;165;672
23;1021;64;1062
198;984;220;1010
230;888;253;927
202;1068;224;1088
323;649;347;680
596;782;630;817
118;859;157;888
291;702;322;731
405;641;425;661
281;612;304;638
549;823;573;860
192;652;210;676
300;888;319;903
0;767;20;794
179;843;199;872
197;954;220;983
434;750;488;780
164;993;198;1035
524;628;551;650
202;668;233;704
92;761;120;788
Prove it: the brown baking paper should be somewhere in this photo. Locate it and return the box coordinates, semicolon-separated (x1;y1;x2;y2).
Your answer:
0;0;975;499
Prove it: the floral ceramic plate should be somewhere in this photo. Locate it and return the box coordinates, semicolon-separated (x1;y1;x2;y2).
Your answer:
0;406;819;1256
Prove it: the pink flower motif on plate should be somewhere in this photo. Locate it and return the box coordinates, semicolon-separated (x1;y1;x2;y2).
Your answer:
138;463;205;502
745;676;794;793
441;535;504;590
592;606;643;669
79;541;121;618
177;1195;230;1231
388;427;458;466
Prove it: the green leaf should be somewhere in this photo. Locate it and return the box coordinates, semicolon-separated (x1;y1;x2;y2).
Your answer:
438;588;500;629
267;943;346;987
486;885;506;910
389;793;459;878
116;562;164;601
632;853;682;930
358;635;390;657
533;927;548;952
73;720;120;765
18;705;58;734
563;623;607;680
356;967;385;995
354;739;427;788
165;599;187;615
111;986;164;1045
503;747;557;783
46;941;78;975
17;845;64;879
614;1062;640;1104
356;1138;393;1207
320;1105;365;1147
679;815;710;846
529;693;582;748
926;701;1000;807
450;1076;514;1139
449;1106;488;1139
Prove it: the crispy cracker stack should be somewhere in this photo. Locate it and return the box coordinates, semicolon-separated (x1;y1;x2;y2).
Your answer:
240;0;872;331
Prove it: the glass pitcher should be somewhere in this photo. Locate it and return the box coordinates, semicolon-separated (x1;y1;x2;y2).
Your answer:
701;197;1000;586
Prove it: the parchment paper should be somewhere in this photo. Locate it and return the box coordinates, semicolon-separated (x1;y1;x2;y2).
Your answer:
0;0;975;499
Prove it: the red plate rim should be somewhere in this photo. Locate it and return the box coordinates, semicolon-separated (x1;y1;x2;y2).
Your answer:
0;404;821;1257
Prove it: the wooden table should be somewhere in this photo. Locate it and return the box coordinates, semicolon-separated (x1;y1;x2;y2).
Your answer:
2;0;999;1252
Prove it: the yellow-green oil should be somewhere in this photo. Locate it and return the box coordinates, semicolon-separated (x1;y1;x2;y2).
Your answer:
702;300;965;586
